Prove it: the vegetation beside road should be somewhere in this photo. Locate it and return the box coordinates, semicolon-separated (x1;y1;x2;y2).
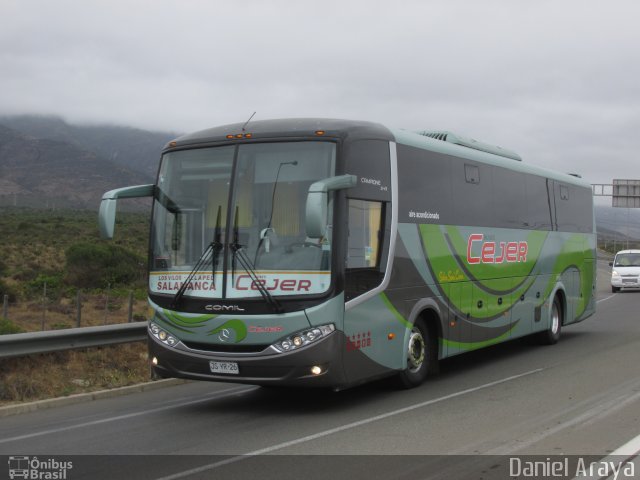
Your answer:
0;207;152;404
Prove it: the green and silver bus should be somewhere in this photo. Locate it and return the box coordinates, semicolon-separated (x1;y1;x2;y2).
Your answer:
100;118;596;389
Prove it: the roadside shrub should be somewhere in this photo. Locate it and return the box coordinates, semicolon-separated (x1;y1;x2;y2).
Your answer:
65;242;145;289
26;272;64;299
0;278;18;303
0;318;23;335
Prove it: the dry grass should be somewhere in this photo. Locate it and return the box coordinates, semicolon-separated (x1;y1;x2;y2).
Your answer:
0;343;151;406
4;295;152;332
0;300;154;406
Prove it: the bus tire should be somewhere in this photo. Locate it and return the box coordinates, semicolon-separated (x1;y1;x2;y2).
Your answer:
538;295;562;345
397;318;431;389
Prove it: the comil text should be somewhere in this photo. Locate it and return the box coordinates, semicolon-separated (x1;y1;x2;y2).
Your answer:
466;233;528;265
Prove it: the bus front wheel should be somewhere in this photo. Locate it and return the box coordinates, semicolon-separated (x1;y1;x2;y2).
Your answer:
397;319;431;388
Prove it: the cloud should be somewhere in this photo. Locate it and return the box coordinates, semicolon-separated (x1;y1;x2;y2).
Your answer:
1;0;640;185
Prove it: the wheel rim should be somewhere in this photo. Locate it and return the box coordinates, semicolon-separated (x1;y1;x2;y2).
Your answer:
407;327;426;373
551;301;560;335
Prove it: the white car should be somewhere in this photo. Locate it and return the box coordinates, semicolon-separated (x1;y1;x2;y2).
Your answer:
610;249;640;293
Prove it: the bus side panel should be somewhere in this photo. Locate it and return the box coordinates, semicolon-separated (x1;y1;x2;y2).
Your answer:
343;294;405;384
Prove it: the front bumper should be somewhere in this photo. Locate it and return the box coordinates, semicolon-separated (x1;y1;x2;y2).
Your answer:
149;331;347;388
611;277;640;288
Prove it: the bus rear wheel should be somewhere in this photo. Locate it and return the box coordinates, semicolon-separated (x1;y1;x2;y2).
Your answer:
538;295;562;345
397;319;431;388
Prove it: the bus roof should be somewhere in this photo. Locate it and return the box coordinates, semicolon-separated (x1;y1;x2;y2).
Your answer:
167;118;590;189
391;128;591;189
169;118;393;147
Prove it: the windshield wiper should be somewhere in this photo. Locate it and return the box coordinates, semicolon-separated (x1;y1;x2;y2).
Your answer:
172;206;223;309
211;205;223;287
230;206;283;313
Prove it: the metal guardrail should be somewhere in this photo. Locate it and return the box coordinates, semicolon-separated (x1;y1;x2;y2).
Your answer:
0;322;148;359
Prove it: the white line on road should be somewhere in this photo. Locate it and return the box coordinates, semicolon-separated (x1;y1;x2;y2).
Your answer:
0;385;257;445
154;368;544;480
597;294;617;304
573;433;640;480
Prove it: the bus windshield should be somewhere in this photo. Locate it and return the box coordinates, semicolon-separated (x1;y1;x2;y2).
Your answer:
150;141;336;300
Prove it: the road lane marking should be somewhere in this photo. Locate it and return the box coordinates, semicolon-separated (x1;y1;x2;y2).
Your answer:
610;433;640;456
597;294;617;304
0;385;257;445
154;368;544;480
487;388;640;455
573;433;640;480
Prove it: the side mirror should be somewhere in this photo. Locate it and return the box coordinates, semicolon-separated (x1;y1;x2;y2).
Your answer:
305;175;357;238
99;184;154;239
609;261;613;267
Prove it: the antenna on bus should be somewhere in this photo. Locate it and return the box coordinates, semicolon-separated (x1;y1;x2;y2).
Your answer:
242;112;256;132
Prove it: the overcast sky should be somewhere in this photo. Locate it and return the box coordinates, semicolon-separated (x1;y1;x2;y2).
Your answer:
1;0;639;187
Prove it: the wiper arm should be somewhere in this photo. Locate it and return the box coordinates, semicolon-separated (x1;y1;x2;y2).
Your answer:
211;205;223;288
172;243;214;309
172;205;223;309
230;206;283;314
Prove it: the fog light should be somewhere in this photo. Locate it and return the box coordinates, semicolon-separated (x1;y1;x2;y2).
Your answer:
311;366;322;375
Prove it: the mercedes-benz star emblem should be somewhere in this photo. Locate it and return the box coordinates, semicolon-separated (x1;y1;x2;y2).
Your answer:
218;328;232;342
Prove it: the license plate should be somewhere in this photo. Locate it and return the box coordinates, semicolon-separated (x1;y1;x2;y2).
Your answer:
210;361;239;375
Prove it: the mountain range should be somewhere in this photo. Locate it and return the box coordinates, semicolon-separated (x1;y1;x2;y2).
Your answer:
0;115;175;209
0;114;638;241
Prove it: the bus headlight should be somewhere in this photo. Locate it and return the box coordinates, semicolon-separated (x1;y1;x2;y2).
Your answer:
612;270;620;278
272;324;335;353
149;322;179;348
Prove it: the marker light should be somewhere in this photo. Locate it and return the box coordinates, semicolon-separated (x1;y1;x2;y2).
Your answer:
272;324;335;353
315;130;325;136
226;133;253;139
152;357;158;366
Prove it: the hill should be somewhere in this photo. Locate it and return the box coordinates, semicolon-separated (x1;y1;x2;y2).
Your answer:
0;115;176;178
0;115;175;209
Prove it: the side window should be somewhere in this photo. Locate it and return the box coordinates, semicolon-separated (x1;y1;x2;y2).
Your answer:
452;161;492;227
345;199;386;301
524;175;553;230
491;166;527;228
347;199;383;268
555;183;593;233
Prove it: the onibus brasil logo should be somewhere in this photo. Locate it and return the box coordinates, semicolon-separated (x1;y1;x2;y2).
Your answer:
8;456;73;479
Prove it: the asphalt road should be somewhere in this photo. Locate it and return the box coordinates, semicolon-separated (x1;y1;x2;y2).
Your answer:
1;259;639;479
